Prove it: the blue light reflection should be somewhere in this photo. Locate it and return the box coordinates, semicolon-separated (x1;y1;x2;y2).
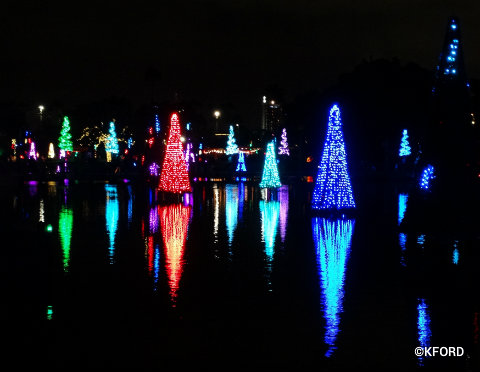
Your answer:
313;218;354;357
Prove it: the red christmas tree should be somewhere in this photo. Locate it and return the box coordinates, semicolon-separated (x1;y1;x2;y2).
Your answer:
159;113;192;193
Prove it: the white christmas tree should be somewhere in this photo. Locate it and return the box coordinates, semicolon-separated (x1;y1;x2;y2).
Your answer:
278;128;290;156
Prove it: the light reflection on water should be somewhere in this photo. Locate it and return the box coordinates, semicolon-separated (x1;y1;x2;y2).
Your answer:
312;217;355;358
417;298;432;367
225;184;239;250
259;199;280;291
105;184;119;264
11;181;476;368
58;205;73;272
160;203;192;306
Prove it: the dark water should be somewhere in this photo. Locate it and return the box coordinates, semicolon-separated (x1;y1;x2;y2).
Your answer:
1;180;480;370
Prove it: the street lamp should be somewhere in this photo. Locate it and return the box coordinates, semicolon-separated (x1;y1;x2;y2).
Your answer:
214;110;221;132
38;105;44;121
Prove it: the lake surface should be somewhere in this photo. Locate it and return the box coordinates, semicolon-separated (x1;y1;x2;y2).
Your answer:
1;180;480;370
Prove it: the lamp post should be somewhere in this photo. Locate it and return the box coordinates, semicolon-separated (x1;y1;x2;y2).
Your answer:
214;110;220;133
38;105;44;121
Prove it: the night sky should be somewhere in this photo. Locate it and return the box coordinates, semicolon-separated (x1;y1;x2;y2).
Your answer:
3;0;480;124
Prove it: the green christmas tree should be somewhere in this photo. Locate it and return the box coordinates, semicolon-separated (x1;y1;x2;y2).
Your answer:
225;125;239;155
58;116;74;152
105;121;119;155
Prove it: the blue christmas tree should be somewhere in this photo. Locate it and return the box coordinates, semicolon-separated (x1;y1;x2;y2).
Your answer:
312;104;355;210
259;141;282;188
105;121;119;155
236;151;247;172
399;129;411;157
155;114;160;134
226;125;239;155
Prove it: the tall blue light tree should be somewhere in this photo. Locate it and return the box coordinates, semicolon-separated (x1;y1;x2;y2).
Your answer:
312;104;355;210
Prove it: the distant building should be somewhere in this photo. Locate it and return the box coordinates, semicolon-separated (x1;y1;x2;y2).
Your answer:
261;96;284;135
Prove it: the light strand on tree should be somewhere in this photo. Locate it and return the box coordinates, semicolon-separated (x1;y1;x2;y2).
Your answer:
158;113;192;193
259;141;282;188
312;104;355;210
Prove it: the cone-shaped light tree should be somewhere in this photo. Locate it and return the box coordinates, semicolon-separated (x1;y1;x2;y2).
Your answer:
226;125;239;155
58;116;73;153
278;128;290;156
259;141;282;188
312;104;355;210
399;129;411;157
158;113;192;193
105;121;119;155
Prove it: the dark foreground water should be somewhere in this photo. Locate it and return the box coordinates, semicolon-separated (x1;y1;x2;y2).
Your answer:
1;180;480;370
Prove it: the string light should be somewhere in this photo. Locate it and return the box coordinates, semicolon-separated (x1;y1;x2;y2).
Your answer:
158;113;192;193
259;141;282;188
312;104;355;210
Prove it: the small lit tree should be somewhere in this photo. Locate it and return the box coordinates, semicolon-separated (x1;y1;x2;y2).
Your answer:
58;116;74;154
399;129;411;157
105;120;119;161
226;125;239;155
278;128;290;156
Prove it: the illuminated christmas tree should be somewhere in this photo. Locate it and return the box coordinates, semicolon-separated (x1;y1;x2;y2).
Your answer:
159;113;192;193
226;125;239;155
312;104;355;210
58;116;73;153
28;141;37;160
105;121;119;157
278;128;290;156
420;165;435;190
399;129;411;157
236;151;247;172
48;143;55;159
155;114;160;134
259;141;282;188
